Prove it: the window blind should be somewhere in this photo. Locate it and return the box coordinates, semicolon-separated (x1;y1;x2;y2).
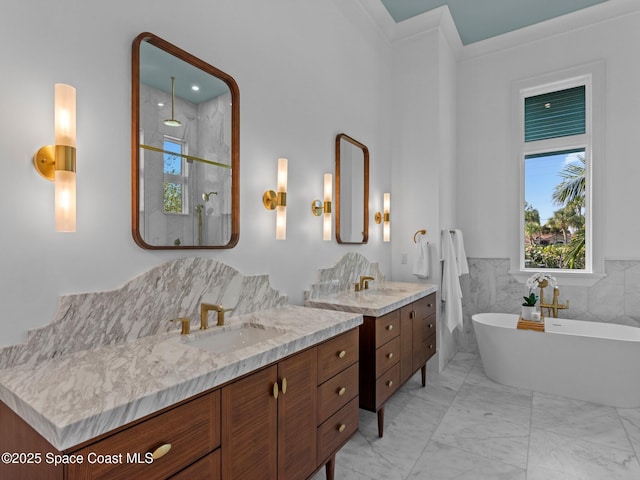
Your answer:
524;86;585;142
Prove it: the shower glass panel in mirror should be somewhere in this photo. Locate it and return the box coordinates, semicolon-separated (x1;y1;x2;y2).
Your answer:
132;32;239;249
336;133;369;244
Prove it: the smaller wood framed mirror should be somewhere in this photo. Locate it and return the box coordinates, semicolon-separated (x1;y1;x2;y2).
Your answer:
335;133;369;244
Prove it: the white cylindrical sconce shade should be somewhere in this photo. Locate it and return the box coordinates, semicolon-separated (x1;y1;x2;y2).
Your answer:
54;84;76;147
55;170;76;232
276;158;287;240
383;193;390;242
323;173;332;241
277;158;288;192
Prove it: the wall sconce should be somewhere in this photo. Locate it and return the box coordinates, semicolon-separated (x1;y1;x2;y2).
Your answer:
375;193;390;242
311;173;332;241
33;84;77;232
263;158;288;240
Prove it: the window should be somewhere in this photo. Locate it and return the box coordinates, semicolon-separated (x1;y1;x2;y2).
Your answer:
163;137;189;214
513;62;604;279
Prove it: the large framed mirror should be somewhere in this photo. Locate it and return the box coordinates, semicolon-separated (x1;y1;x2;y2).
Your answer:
132;32;239;249
335;133;369;244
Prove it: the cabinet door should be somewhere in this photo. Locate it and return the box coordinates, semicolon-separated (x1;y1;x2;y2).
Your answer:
399;304;414;384
222;365;278;480
277;348;318;480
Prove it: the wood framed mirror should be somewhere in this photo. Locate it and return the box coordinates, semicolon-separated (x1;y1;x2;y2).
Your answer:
132;32;239;249
335;133;369;244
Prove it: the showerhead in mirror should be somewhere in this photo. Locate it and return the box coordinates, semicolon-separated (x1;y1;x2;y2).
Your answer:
202;191;218;202
164;76;182;127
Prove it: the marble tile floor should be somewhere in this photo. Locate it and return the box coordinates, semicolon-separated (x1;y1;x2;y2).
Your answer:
314;353;640;480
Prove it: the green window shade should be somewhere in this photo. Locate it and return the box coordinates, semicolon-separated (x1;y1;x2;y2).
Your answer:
525;86;585;142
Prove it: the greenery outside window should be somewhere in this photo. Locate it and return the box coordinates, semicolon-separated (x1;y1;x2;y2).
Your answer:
163;137;189;214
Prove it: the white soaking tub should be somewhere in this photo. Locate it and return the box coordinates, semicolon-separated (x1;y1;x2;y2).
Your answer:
472;313;640;408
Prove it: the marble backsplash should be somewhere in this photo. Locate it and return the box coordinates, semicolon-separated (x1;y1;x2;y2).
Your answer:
304;252;384;299
456;258;640;353
0;258;287;370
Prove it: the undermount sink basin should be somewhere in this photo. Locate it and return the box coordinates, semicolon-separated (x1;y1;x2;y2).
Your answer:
369;287;408;296
184;324;284;354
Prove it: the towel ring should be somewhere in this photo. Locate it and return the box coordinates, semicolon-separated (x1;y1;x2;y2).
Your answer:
413;229;427;243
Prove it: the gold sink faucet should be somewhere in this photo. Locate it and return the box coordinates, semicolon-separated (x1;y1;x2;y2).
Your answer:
359;276;375;291
200;303;232;328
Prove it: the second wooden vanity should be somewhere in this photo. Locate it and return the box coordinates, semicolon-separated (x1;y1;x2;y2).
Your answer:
359;293;436;437
306;279;438;439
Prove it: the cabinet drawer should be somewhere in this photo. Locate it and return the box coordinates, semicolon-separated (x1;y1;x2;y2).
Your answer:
414;329;437;371
317;328;359;384
425;332;437;361
68;390;220;480
169;449;220;480
374;310;400;348
375;362;400;408
317;397;359;464
375;336;400;378
317;363;358;424
414;294;436;319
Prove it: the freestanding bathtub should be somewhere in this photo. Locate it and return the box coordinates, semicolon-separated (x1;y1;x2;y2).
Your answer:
472;313;640;408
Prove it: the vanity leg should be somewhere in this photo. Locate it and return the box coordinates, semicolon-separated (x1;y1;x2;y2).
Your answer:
325;455;335;480
377;406;384;438
421;364;427;387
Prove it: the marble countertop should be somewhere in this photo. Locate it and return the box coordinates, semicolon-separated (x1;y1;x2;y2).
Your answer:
305;281;438;317
0;305;362;451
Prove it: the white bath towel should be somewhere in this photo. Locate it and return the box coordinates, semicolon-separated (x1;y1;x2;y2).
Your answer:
412;236;430;278
452;229;469;275
441;230;463;333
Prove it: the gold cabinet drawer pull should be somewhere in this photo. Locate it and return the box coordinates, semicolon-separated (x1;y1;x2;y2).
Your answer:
151;443;172;460
428;323;434;329
338;350;346;358
428;345;434;350
387;380;393;387
337;424;346;433
427;303;433;308
386;324;393;331
281;377;287;395
273;382;279;399
410;311;416;319
387;352;394;359
337;387;346;396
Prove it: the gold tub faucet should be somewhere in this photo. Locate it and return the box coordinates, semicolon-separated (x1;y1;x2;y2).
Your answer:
200;303;232;328
540;286;569;318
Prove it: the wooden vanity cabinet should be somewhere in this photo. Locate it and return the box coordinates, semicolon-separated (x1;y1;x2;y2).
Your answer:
360;292;437;437
0;328;359;480
221;349;317;480
222;327;359;480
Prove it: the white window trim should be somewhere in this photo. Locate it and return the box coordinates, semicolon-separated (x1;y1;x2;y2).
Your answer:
509;61;605;287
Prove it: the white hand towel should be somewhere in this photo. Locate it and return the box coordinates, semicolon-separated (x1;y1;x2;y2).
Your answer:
452;229;469;275
441;230;463;333
412;237;430;278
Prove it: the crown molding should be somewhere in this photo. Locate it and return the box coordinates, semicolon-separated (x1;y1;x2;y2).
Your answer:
354;0;640;61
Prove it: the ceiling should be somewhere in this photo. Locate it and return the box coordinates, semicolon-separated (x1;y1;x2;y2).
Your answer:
380;0;609;45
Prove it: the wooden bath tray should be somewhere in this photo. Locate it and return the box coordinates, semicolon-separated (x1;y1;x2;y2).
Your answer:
517;317;545;332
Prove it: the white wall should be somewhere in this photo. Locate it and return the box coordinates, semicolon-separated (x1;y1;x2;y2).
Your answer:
0;0;394;346
456;8;640;264
390;27;458;369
